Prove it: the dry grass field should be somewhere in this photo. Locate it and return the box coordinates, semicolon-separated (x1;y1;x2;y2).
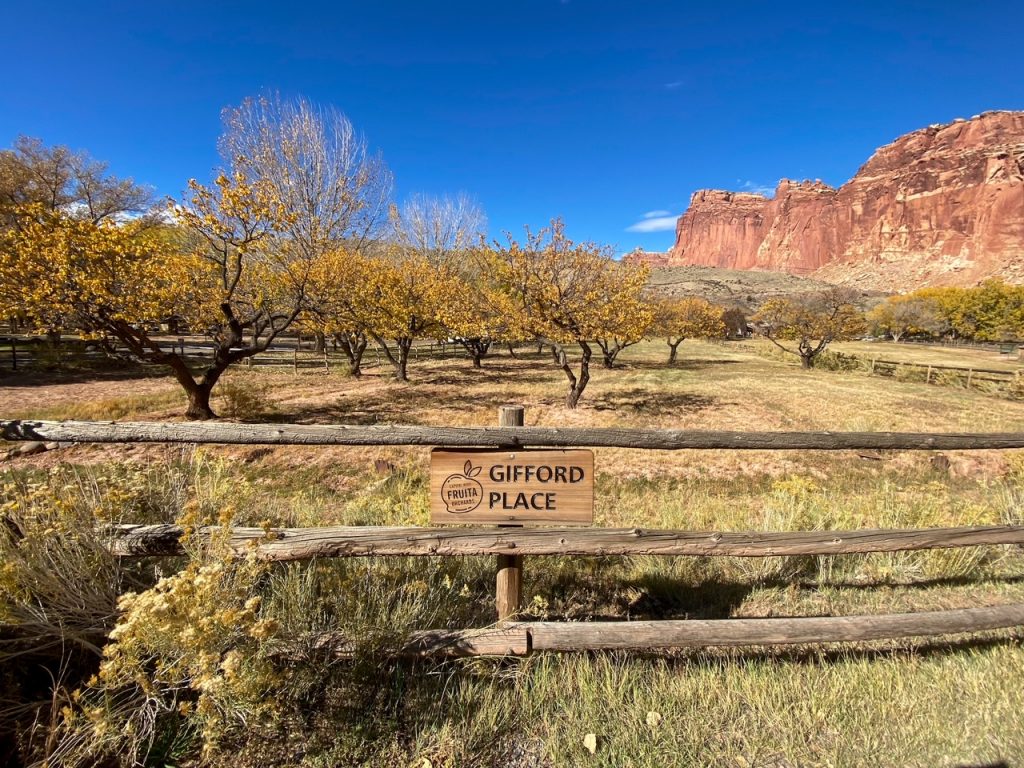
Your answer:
2;339;1024;766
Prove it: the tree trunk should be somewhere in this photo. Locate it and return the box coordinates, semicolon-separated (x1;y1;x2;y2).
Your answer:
800;354;814;369
313;331;326;354
166;356;219;420
507;343;519;359
185;384;217;420
553;341;591;409
459;338;491;368
396;338;412;381
668;339;683;364
335;332;367;377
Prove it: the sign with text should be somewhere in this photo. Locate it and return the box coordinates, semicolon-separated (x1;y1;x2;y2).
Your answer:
430;448;594;525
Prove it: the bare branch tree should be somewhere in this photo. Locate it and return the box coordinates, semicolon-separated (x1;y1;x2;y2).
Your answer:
390;192;486;267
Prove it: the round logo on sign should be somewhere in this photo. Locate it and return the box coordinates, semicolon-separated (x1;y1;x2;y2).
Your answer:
441;460;484;514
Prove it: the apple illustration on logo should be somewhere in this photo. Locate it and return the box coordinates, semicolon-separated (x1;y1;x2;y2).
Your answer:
441;460;484;514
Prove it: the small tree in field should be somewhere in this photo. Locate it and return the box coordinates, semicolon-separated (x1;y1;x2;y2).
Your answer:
653;296;726;364
438;254;520;368
592;259;653;368
868;295;943;342
316;249;449;381
753;289;866;369
491;220;637;408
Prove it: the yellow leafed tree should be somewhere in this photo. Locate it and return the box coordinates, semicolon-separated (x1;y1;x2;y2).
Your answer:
490;219;643;408
753;288;866;369
652;296;727;364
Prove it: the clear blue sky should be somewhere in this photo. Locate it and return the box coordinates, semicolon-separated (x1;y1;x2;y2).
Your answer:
3;1;1022;254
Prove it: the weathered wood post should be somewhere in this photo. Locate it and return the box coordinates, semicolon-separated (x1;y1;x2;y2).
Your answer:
926;365;933;384
496;404;525;621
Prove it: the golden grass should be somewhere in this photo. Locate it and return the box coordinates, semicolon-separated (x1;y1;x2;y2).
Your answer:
4;341;1024;766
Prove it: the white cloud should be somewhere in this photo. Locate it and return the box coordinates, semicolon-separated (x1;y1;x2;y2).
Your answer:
664;81;683;89
737;179;775;196
641;209;671;218
626;214;679;233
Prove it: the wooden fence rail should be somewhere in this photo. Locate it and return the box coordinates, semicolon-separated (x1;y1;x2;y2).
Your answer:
303;603;1024;657
6;419;1024;450
8;415;1024;655
105;523;1024;560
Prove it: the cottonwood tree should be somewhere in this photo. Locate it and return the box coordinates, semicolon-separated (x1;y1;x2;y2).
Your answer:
753;289;866;369
220;93;393;352
0;138;157;335
491;220;638;408
916;280;1024;342
0;136;154;226
390;192;486;267
868;294;944;342
653;296;727;364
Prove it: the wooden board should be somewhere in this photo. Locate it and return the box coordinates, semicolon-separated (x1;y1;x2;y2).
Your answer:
104;522;1024;560
8;420;1024;451
430;448;594;525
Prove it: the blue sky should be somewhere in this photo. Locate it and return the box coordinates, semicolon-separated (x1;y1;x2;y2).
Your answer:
2;1;1022;254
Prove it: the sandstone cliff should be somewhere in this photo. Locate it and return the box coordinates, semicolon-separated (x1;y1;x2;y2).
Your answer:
657;111;1024;290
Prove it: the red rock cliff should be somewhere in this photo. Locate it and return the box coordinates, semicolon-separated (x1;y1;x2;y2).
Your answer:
660;111;1024;289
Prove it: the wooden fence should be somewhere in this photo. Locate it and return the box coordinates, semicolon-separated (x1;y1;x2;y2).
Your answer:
3;414;1024;656
864;356;1020;388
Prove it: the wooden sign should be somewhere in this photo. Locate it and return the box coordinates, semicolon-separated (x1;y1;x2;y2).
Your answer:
430;448;594;525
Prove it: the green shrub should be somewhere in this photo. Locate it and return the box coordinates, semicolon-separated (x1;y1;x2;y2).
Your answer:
217;376;275;420
813;350;860;372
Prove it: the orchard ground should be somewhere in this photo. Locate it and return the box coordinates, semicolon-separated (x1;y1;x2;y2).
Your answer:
2;338;1024;767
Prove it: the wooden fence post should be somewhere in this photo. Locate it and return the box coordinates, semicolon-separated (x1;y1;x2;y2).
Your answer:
496;404;525;621
10;338;16;371
926;365;932;384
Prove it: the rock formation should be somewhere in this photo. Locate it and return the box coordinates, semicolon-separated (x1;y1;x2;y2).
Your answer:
649;111;1024;290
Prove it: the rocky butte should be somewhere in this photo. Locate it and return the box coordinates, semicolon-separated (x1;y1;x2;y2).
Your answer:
629;111;1024;291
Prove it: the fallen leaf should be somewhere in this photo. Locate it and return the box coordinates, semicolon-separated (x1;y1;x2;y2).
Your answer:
646;710;662;727
583;733;598;754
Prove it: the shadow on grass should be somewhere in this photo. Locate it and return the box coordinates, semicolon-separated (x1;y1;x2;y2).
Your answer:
627;358;745;372
591;388;720;415
0;361;174;387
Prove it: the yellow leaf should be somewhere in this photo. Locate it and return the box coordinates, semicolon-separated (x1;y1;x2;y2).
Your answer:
646;710;662;727
583;733;598;754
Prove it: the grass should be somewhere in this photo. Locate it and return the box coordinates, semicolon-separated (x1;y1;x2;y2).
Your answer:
3;340;1024;766
833;339;1023;371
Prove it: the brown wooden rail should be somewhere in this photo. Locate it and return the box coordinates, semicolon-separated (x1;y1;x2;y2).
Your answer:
5;420;1024;450
105;523;1024;560
305;603;1024;657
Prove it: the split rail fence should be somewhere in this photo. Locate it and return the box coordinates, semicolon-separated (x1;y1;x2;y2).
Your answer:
4;415;1024;657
